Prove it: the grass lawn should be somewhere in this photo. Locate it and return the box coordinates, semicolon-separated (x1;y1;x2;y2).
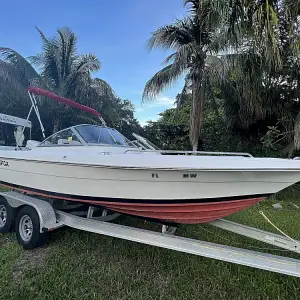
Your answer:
1;189;300;299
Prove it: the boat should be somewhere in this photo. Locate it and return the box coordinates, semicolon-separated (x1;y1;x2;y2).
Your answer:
0;87;300;224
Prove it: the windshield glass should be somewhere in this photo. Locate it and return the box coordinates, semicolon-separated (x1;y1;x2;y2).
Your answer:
75;125;129;146
39;128;82;147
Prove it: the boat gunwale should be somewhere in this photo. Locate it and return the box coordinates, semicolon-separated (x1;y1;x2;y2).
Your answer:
0;156;299;172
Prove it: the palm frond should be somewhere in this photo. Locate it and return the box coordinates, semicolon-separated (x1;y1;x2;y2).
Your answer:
91;78;115;97
207;28;242;54
56;28;67;82
162;53;177;65
35;26;49;43
0;60;29;97
185;0;233;35
176;78;191;109
27;53;44;70
204;76;220;119
64;29;77;78
173;78;191;123
60;54;100;97
174;43;198;69
142;63;185;101
54;27;77;81
36;28;61;89
74;54;101;74
205;55;235;92
148;18;194;50
0;47;39;84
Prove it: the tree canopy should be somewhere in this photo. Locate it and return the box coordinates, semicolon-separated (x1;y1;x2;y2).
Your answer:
0;27;142;140
0;1;299;157
143;0;300;156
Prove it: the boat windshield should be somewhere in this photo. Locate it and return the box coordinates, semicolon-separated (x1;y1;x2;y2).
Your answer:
38;128;83;147
38;125;131;147
75;125;129;146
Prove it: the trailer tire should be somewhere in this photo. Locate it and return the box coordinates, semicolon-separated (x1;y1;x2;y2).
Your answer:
15;206;48;250
0;197;15;233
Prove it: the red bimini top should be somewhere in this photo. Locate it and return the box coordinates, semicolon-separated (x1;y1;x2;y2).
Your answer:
28;87;101;118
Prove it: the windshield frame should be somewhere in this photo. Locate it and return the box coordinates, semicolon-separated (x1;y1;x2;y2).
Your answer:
37;127;85;147
38;124;137;148
74;124;131;147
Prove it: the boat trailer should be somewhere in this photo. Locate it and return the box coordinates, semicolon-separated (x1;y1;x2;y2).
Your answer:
0;191;299;278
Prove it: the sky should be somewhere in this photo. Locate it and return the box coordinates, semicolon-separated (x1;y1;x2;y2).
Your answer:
0;0;187;126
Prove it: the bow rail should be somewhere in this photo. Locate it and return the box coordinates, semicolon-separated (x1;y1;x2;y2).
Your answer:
124;149;253;157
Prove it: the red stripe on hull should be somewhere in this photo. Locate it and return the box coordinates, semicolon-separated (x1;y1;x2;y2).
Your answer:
0;183;264;224
99;198;264;224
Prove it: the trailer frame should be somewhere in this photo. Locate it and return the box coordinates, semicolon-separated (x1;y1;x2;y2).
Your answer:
0;191;299;277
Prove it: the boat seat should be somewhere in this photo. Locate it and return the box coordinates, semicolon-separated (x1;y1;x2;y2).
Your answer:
58;139;69;145
26;140;40;149
57;139;81;145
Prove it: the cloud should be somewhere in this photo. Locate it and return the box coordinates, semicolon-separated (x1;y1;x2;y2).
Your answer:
138;113;163;127
143;96;176;108
135;96;176;126
139;119;149;126
155;96;176;106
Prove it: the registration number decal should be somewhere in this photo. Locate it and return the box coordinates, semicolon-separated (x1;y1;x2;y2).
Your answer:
183;174;197;178
0;160;9;167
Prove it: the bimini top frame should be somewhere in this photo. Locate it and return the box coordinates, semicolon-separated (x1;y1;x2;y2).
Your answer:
28;87;107;128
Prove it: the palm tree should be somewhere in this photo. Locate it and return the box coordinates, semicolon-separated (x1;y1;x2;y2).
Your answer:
144;0;300;152
143;1;234;150
0;27;113;133
0;49;40;120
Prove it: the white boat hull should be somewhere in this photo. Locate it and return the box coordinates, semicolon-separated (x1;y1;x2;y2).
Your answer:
0;147;300;223
0;157;298;200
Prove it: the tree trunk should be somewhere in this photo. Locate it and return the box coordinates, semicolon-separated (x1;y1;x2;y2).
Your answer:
53;118;59;134
294;111;300;150
190;80;205;151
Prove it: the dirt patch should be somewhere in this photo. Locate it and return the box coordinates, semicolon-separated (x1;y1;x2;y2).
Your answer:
0;233;16;246
12;246;52;282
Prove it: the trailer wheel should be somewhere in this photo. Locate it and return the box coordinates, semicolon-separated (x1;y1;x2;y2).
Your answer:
0;197;15;233
15;206;47;250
